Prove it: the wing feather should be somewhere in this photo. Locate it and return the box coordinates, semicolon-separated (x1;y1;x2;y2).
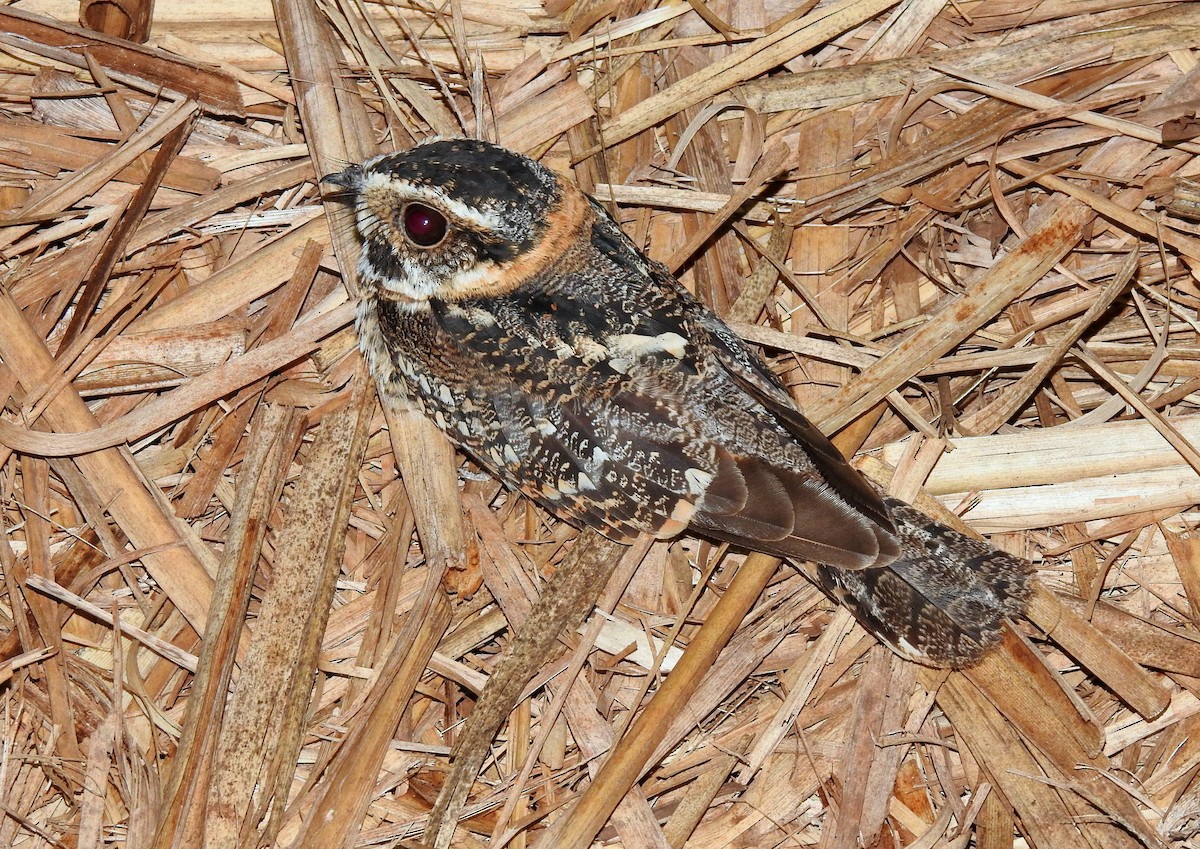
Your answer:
683;322;900;569
434;265;901;571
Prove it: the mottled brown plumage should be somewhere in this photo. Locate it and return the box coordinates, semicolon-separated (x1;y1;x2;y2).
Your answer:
325;138;1032;668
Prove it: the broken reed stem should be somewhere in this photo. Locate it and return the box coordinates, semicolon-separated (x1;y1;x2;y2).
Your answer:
295;589;451;849
535;552;782;849
425;529;627;849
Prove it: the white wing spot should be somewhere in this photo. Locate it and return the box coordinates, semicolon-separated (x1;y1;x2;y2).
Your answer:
684;468;713;496
466;306;498;326
606;332;689;359
656;332;688;357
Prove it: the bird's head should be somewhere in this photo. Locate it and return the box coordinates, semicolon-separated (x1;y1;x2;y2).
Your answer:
324;139;592;306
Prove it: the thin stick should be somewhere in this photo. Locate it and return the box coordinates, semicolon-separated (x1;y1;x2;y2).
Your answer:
25;574;198;672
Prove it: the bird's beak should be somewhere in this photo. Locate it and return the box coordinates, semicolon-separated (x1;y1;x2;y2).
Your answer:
321;165;363;191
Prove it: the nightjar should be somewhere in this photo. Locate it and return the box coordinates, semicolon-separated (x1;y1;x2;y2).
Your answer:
325;138;1032;667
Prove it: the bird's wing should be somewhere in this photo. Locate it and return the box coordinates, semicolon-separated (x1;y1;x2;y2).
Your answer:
682;319;901;569
465;306;899;569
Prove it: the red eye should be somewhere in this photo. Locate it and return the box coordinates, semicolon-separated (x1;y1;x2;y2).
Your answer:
402;203;448;247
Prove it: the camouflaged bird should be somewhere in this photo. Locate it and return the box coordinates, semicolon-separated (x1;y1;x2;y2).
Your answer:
325;138;1032;667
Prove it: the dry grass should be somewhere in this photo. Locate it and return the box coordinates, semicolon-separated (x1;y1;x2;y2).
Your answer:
2;0;1200;847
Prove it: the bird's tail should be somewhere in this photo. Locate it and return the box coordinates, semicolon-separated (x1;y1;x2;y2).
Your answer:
812;497;1034;667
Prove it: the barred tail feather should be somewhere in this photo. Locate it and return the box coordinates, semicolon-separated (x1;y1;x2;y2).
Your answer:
813;498;1034;667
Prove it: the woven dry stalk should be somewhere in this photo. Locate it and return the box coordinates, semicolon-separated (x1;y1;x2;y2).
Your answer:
1;0;1200;847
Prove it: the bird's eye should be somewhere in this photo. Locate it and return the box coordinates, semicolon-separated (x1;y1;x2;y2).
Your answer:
401;203;448;247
